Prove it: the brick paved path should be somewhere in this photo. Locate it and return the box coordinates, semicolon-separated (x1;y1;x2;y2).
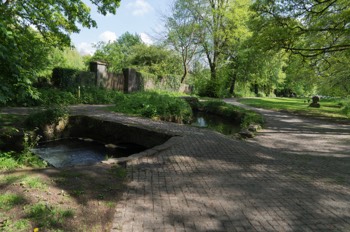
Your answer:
2;103;350;231
107;100;350;232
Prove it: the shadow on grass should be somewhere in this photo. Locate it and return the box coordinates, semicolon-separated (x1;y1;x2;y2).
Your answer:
0;164;127;231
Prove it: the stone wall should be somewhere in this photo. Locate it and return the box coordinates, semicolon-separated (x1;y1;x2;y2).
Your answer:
53;62;192;94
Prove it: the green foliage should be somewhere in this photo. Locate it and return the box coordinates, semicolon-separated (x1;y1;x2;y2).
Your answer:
25;203;74;228
0;218;30;232
36;88;79;106
341;100;350;118
20;177;47;190
89;32;144;73
0;0;120;105
26;105;69;128
80;87;123;104
112;91;193;123
251;0;350;57
200;100;264;128
129;44;183;77
0;194;26;210
109;165;127;178
0;152;21;170
92;42;124;72
239;97;350;119
52;67;95;89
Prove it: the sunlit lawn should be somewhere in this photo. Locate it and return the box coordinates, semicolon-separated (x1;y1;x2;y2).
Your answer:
238;97;349;119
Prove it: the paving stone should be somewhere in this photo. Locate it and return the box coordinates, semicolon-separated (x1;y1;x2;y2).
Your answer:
3;103;349;232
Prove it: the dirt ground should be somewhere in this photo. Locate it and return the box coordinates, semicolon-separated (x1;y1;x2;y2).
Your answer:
0;164;126;232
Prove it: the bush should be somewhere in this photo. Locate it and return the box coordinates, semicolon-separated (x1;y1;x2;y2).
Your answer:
26;105;69;128
35;88;79;106
112;91;193;123
200;100;264;128
341;101;350;118
80;87;123;104
256;92;266;97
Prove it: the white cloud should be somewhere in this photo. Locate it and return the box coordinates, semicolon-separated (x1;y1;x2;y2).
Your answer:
140;33;153;45
127;0;154;16
77;42;96;56
99;31;117;43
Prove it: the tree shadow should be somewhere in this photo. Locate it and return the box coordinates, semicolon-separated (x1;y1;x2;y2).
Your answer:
116;132;350;231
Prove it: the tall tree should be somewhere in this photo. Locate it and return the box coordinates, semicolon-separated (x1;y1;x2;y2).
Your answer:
0;0;121;104
164;0;200;83
251;0;350;57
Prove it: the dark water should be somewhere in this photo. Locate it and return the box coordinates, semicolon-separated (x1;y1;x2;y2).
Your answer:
189;111;240;135
31;138;146;168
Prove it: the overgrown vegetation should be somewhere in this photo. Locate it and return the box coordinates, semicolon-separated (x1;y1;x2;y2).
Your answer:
112;91;192;123
199;100;264;128
10;87;124;107
25;105;69;128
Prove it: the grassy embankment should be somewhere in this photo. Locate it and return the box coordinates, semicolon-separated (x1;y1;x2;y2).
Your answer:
238;97;350;120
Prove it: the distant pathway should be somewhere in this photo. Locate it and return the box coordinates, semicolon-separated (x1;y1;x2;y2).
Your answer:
224;98;350;158
1;104;350;231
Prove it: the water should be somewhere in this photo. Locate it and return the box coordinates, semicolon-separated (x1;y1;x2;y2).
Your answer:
189;111;240;135
31;138;145;168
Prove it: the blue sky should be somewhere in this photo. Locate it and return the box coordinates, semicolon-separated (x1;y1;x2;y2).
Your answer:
71;0;171;55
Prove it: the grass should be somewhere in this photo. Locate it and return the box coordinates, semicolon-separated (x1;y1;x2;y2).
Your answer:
20;177;47;190
0;193;26;210
25;203;74;228
0;165;127;231
238;97;350;119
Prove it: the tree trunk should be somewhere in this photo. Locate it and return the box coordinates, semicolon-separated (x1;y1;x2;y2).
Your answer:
180;63;188;83
254;83;259;95
229;73;236;95
210;62;216;80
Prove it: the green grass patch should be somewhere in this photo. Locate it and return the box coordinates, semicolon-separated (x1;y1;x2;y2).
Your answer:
0;152;22;170
111;91;193;123
109;165;127;178
20;177;47;190
0;193;26;210
0;218;30;232
0;151;47;170
25;203;74;228
238;97;350;119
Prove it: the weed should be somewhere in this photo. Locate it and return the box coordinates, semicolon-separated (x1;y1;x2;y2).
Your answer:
0;218;30;232
112;91;193;123
104;201;115;208
25;203;74;228
25;105;69;128
20;177;47;190
0;152;21;170
109;165;127;178
71;190;85;197
0;193;26;210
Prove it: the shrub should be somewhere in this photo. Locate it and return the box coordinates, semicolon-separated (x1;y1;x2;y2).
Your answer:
80;87;123;104
342;101;350;118
200;100;264;128
112;91;192;123
26;105;69;128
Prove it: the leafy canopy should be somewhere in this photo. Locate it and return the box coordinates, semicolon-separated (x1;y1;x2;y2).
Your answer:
0;0;121;105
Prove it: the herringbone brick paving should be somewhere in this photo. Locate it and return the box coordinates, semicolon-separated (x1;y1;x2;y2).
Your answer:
2;102;349;231
107;100;350;232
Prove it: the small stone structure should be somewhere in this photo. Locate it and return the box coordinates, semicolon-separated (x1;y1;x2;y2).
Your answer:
309;95;321;108
53;61;191;93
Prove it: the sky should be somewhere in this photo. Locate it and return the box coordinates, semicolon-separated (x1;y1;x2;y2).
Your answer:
71;0;171;55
